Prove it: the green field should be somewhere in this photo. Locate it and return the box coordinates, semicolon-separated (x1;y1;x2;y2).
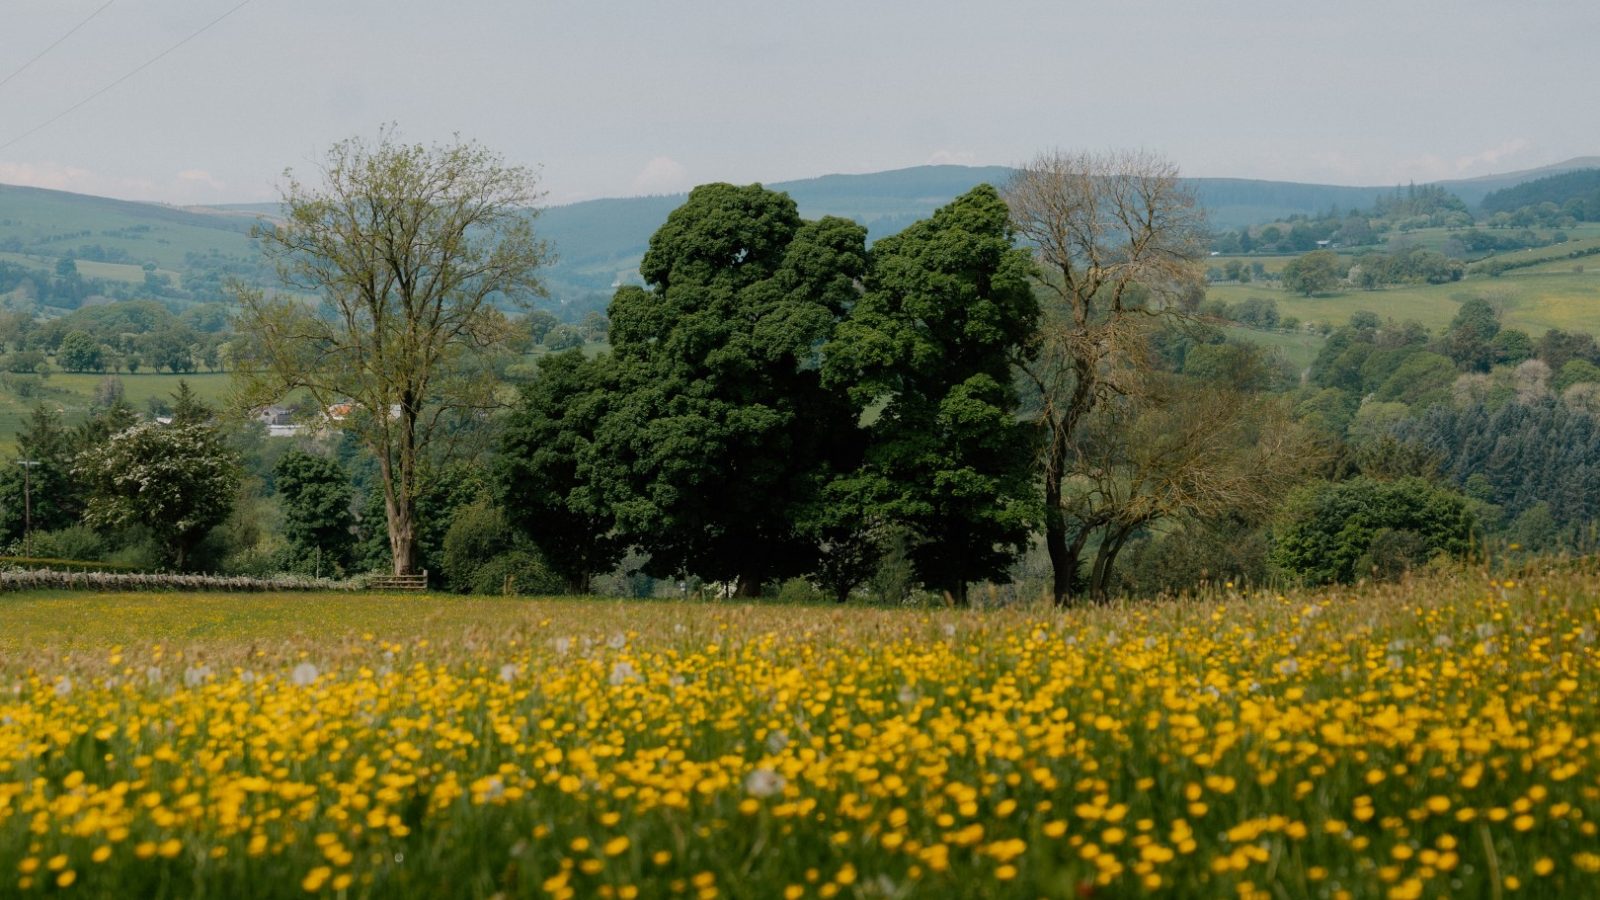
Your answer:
1207;225;1600;336
1222;324;1324;371
0;371;233;453
2;575;1599;897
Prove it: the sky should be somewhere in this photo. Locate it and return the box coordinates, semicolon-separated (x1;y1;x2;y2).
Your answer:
0;0;1595;207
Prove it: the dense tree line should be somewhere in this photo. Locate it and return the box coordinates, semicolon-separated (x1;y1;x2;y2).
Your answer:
1481;169;1600;222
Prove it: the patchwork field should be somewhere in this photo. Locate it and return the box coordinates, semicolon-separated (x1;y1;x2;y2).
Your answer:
2;577;1598;898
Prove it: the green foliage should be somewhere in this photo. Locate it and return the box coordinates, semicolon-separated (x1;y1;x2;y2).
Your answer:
1554;358;1600;393
1443;297;1501;372
1372;352;1456;406
822;185;1038;600
73;422;240;570
1116;519;1272;596
273;450;355;577
12;526;107;564
56;331;102;372
439;498;560;595
1281;250;1345;296
597;183;869;593
0;405;83;544
1271;477;1476;585
496;351;625;593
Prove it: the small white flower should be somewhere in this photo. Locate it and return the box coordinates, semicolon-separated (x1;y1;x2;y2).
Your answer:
53;677;72;697
1386;654;1405;672
291;663;319;686
239;671;257;685
744;768;786;798
942;623;957;638
499;664;518;683
145;666;163;686
1277;658;1300;676
1475;623;1497;639
481;777;504;801
667;673;686;687
896;685;919;705
183;665;212;688
1143;636;1158;650
1433;634;1453;648
553;637;572;656
607;632;627;650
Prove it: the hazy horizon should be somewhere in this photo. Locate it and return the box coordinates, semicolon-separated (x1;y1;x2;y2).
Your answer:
1;0;1595;207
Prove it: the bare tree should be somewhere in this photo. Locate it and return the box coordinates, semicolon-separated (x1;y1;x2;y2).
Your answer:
233;129;552;575
1003;149;1207;604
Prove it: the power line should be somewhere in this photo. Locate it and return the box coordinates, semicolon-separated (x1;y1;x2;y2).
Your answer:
0;0;119;94
0;0;256;154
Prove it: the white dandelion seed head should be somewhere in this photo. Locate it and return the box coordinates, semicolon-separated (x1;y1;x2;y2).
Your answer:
53;677;72;698
291;662;319;686
499;664;518;684
608;661;639;686
744;768;786;798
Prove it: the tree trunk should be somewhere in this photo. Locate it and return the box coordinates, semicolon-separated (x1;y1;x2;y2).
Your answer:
734;575;762;598
565;573;591;595
1090;523;1135;602
386;494;417;576
1044;475;1073;605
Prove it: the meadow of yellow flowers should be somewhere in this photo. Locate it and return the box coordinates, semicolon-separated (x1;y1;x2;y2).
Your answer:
1;576;1597;898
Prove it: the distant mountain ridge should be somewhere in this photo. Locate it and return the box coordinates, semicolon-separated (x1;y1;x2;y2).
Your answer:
3;156;1597;308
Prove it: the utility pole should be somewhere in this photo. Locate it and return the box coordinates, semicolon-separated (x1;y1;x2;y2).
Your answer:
16;460;39;558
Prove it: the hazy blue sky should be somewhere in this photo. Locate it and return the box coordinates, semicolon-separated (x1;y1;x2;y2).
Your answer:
0;0;1594;206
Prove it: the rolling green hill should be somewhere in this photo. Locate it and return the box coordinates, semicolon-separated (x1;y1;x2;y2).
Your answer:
5;157;1599;314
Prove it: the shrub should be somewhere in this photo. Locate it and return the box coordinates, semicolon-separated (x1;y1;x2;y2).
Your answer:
440;499;561;595
26;525;107;563
1271;477;1477;585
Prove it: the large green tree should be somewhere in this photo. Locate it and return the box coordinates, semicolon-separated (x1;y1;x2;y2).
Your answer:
823;185;1039;603
594;183;868;595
